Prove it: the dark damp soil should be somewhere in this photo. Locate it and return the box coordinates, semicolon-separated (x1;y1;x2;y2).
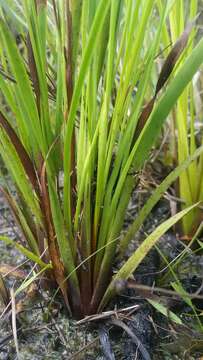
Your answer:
0;173;203;359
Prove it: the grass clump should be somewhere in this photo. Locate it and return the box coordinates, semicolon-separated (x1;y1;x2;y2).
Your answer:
0;0;203;318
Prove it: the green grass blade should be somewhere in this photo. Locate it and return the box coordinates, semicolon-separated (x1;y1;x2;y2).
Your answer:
0;128;41;222
99;203;198;310
0;19;43;156
0;236;49;269
120;145;203;255
63;0;111;238
133;36;203;171
147;299;182;325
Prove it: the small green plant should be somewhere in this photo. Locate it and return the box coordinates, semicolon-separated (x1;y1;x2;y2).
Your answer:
0;0;203;318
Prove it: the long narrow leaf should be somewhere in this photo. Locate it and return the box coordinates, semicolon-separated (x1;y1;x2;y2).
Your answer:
99;204;198;310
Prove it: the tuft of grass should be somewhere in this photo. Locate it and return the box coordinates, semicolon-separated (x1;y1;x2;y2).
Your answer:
0;0;203;317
